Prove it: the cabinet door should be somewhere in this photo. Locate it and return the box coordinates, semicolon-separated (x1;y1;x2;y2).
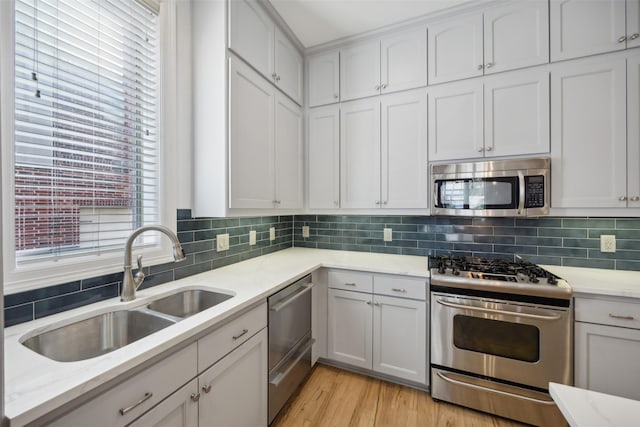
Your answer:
340;40;381;101
484;69;549;157
550;0;626;62
381;27;427;93
228;0;274;78
551;57;627;208
307;50;340;107
340;98;381;208
274;94;303;209
373;295;427;385
199;329;268;427
128;379;199;427
484;0;549;74
275;27;303;105
428;14;483;85
428;79;483;161
229;58;276;209
308;105;340;209
575;322;640;400
628;0;640;49
381;89;428;209
628;54;640;206
327;288;372;369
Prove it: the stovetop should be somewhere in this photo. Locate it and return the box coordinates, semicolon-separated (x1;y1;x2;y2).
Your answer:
429;255;572;300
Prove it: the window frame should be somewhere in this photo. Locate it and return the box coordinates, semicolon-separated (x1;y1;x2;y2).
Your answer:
0;0;178;294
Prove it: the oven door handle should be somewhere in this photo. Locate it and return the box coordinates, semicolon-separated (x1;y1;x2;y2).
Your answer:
270;283;314;312
435;371;557;406
435;298;562;321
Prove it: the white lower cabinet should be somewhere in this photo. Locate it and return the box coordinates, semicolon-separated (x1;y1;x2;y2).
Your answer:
327;271;428;386
47;304;268;427
574;296;640;400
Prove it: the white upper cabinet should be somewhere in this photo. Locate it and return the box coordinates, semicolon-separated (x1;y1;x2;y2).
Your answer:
428;79;484;160
339;27;427;102
628;0;640;49
429;1;549;85
484;1;549;74
229;0;275;78
229;58;302;209
550;0;627;61
381;90;428;209
274;93;304;209
340;40;382;101
484;69;550;157
307;51;340;107
275;27;304;104
428;14;484;84
627;53;640;205
230;0;303;105
551;57;627;208
381;27;428;93
308;105;340;209
429;69;549;162
340;98;381;208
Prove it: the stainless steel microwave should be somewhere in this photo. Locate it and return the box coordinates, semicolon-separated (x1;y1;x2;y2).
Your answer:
431;157;550;217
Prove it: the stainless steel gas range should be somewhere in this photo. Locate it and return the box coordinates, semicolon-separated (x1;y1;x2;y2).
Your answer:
429;255;572;426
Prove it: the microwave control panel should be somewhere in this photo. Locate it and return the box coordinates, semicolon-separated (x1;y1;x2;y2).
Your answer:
524;175;545;208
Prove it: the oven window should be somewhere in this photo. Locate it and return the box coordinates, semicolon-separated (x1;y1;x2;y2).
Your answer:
453;315;540;362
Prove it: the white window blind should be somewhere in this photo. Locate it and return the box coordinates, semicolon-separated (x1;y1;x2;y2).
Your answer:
13;0;160;263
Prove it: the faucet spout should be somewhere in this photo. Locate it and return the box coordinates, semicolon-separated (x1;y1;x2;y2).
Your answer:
121;225;186;302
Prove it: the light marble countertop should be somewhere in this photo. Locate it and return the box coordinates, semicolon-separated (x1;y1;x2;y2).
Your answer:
550;383;640;427
4;247;428;426
542;265;640;299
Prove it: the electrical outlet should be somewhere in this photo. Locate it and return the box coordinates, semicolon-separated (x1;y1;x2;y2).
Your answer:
269;227;276;241
302;225;310;238
600;235;616;253
383;228;393;242
216;233;230;252
249;230;256;246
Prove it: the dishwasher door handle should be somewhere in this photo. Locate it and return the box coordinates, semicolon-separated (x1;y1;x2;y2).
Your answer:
269;337;316;387
270;283;314;312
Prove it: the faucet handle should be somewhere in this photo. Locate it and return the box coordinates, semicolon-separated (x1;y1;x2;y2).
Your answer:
134;255;145;288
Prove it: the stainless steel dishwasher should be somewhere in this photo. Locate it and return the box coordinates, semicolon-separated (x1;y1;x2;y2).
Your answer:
268;274;315;424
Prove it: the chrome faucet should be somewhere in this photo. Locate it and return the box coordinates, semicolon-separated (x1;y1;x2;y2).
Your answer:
121;225;186;302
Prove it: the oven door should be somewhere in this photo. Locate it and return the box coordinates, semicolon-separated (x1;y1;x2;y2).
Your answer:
431;292;572;390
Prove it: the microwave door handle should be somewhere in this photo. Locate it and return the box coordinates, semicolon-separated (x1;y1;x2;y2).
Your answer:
518;171;525;215
433;182;438;209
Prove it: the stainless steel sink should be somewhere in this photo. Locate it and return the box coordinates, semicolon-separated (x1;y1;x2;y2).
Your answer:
22;310;175;362
146;289;234;318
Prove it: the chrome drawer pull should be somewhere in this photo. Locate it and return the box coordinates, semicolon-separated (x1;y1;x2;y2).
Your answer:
344;282;356;286
609;314;635;321
119;392;153;415
191;392;201;402
391;288;406;293
232;328;249;340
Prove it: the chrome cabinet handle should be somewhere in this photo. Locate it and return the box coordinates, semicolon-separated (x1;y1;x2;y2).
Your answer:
609;313;635;321
486;62;494;68
631;196;640;201
486;146;493;151
344;282;356;286
477;64;484;70
375;200;381;205
334;200;339;206
631;33;640;40
619;196;628;201
232;328;249;340
271;72;277;79
366;301;372;305
391;288;406;293
382;200;388;205
191;393;200;402
333;93;339;99
382;83;388;89
120;392;153;415
275;75;281;82
375;84;381;90
373;301;380;306
619;35;627;43
202;384;212;394
273;200;281;204
477;147;484;152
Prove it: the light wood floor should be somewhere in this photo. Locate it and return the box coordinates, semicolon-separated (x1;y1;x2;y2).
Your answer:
272;364;529;427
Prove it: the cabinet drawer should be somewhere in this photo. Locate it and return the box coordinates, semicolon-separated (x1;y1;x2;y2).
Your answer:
327;269;373;293
575;297;640;329
373;275;426;300
198;302;267;372
50;343;197;427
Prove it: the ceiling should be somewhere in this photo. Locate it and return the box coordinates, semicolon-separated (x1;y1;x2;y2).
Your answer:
269;0;474;48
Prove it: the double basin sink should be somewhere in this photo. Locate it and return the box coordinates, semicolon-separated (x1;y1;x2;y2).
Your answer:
21;289;234;362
